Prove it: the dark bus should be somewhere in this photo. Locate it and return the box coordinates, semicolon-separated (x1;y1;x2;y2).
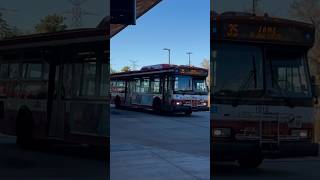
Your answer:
211;11;319;168
0;28;109;148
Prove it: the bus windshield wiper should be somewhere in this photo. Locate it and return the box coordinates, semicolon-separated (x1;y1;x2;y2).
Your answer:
232;55;258;107
271;75;294;107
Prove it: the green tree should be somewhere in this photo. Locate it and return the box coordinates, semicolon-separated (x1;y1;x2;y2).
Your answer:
35;14;67;33
121;66;131;72
200;58;210;88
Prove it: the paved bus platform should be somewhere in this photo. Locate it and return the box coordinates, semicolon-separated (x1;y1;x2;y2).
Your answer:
110;106;210;180
111;143;209;180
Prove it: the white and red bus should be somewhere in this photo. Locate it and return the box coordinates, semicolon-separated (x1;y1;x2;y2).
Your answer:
111;64;209;115
0;28;109;148
211;12;319;168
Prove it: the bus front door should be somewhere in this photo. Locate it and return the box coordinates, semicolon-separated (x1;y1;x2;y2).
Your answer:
162;76;171;110
49;64;65;139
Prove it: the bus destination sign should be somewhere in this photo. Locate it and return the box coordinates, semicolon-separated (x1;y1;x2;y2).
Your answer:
178;68;208;76
222;22;314;44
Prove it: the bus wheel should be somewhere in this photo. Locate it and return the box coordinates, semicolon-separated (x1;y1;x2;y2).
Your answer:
16;108;34;149
185;110;192;116
152;98;162;114
238;156;263;168
115;96;121;109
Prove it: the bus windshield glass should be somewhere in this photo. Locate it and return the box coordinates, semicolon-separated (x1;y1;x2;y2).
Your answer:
212;43;263;97
268;51;312;98
174;75;208;94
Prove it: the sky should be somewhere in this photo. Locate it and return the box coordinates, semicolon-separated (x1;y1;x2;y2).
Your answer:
213;0;295;19
0;0;106;33
111;0;210;71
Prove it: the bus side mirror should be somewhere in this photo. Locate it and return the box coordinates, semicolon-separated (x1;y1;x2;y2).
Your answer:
311;76;318;105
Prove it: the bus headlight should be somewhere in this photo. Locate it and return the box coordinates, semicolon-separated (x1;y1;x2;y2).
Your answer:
176;101;183;106
212;128;231;137
291;129;308;138
199;101;207;106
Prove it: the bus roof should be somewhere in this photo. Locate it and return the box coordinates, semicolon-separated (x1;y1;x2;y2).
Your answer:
111;64;208;79
212;11;315;47
0;28;107;51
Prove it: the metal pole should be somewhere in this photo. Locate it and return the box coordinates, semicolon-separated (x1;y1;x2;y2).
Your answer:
163;48;171;64
187;52;192;66
169;49;171;64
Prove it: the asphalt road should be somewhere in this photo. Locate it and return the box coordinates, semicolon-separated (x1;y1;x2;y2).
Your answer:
0;134;108;180
110;107;210;180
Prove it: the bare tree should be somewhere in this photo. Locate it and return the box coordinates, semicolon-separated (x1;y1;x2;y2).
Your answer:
291;0;320;142
290;0;320;76
129;60;139;71
0;12;11;39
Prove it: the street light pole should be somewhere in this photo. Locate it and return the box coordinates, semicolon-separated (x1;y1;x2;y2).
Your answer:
163;48;171;64
252;0;259;14
186;52;192;66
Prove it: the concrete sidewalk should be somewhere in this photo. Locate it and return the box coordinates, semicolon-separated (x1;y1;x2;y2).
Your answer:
110;143;209;180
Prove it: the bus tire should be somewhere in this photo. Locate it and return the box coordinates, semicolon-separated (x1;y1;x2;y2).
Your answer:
185;109;192;116
238;156;263;169
152;98;162;114
115;96;121;109
16;107;35;149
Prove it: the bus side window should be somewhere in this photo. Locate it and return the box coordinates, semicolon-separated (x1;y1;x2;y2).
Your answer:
141;78;150;93
81;62;96;96
0;64;9;79
151;78;160;94
134;79;140;93
118;81;125;93
9;64;20;79
23;63;43;79
63;64;73;98
100;63;108;96
21;63;47;99
43;63;49;80
28;64;42;79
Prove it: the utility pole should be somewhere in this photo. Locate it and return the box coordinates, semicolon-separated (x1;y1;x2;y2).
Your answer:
186;52;192;67
252;0;260;14
65;0;99;28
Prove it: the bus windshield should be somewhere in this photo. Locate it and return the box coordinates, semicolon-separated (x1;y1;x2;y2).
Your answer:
268;51;312;98
174;75;208;94
212;44;264;97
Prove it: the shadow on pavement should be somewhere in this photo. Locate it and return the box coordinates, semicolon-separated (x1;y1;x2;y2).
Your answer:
211;162;291;178
0;138;108;161
33;141;109;161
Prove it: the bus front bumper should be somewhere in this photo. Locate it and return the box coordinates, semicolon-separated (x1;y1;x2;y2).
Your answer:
192;106;209;111
173;105;209;112
211;141;319;160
